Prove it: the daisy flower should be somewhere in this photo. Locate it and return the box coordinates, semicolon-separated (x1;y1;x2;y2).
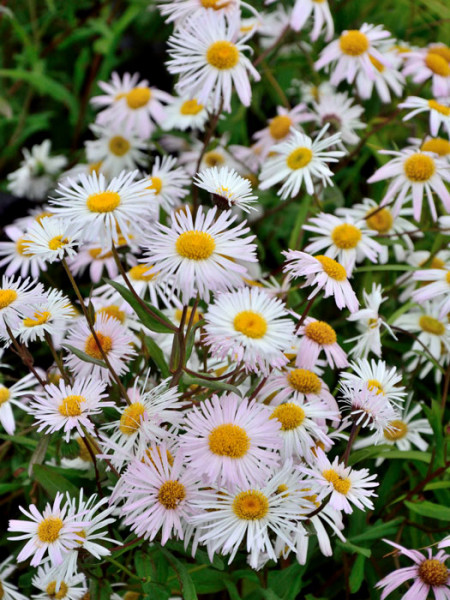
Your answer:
340;358;407;408
0;373;36;435
64;313;136;383
179;393;281;489
355;48;405;103
288;0;334;40
194;166;258;212
296;317;348;370
376;540;450;600
31;562;87;600
15;288;76;345
253;104;314;158
162;95;209;131
30;378;112;442
303;213;383;276
367;147;450;221
85;124;149;178
346;284;396;359
143;206;257;302
67;244;121;283
166;11;261;112
51;170;155;245
115;447;199;544
7;140;67;201
259;125;344;199
420;136;450;160
157;0;241;26
100;375;184;469
312;91;365;146
8;492;89;567
397;249;450;303
283;251;359;312
0;276;45;336
91;71;172;139
204;287;295;374
315;24;393;95
22;216;79;263
413;265;450;318
400;96;450;137
146;155;190;212
403;46;450;97
300;449;378;514
0;556;27;600
0;225;47;279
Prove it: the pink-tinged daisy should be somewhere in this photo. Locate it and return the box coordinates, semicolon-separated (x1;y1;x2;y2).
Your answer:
0;373;36;435
100;374;184;469
90;72;172;139
376;540;450;600
367;148;450;221
146;155;190;213
403;46;450;97
413;266;450;319
67;244;122;284
190;462;309;567
299;448;378;514
50;170;155;245
0;556;27;600
283;251;359;312
30;378;112;442
23;216;79;264
0;225;47;279
268;0;333;40
8;492;89;567
303;213;383;276
179;393;281;489
312;91;365;146
253;104;314;158
64;313;136;383
204;287;295;374
166;11;261;112
259;125;344;199
400;96;450;137
31;562;87;600
158;0;241;26
115;446;199;544
296;317;348;370
397;249;450;304
269;397;337;460
0;276;44;333
355;48;405;103
162;95;209;131
315;24;393;93
143;206;257;302
194;166;258;213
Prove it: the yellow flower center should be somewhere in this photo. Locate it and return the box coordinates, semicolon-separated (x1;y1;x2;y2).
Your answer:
233;310;268;339
175;307;202;325
288;368;321;395
157;480;186;509
180;99;204;115
430;45;450;61
0;289;18;309
323;469;351;495
315;255;347;281
201;0;231;7
16;238;32;256
58;395;86;417
428;99;450;116
276;483;289;497
37;517;63;543
365;207;393;233
419;315;445;335
84;332;113;360
271;403;305;430
384;419;408;441
128;264;156;281
206;40;239;70
339;30;369;56
286;147;313;170
204;150;226;167
232;490;269;520
304;321;337;345
86;191;121;213
126;87;151;109
109;135;131;156
0;387;10;406
97;305;126;323
144;445;174;468
331;223;362;249
23;310;51;328
425;51;450;76
421;137;450;156
418;559;449;586
367;379;385;395
147;176;163;195
89;161;102;174
269;115;292;140
369;54;385;72
76;435;95;462
48;235;68;251
120;402;146;435
175;230;216;260
208;423;250;458
46;581;69;599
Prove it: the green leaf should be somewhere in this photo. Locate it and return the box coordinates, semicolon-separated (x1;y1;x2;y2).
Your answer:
144;336;170;378
63;344;107;368
288;195;312;249
377;449;432;464
405;500;450;521
350;518;403;543
336;540;371;558
106;279;176;334
159;546;198;600
183;374;242;397
348;444;392;466
354;264;417;273
28;435;50;476
33;464;79;498
423;400;445;467
349;555;365;593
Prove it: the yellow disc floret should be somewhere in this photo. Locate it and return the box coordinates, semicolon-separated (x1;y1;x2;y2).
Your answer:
109;136;131;156
232;490;269;520
0;289;18;309
419;315;445;335
84;332;113;360
428;100;450;116
46;581;69;599
58;395;86;418
425;52;450;76
421;137;450;156
331;223;362;249
418;559;449;586
147;176;162;195
180;99;204;115
120;402;146;435
315;255;347;281
157;480;186;509
0;387;10;406
233;310;268;339
176;231;216;260
208;423;250;458
271;403;305;430
269;115;292;140
286;147;313;170
304;321;337;345
323;469;351;495
339;31;369;56
87;191;121;213
126;87;151;109
206;40;239;70
37;517;63;543
23;311;51;328
384;419;408;441
128;264;157;281
288;369;322;395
